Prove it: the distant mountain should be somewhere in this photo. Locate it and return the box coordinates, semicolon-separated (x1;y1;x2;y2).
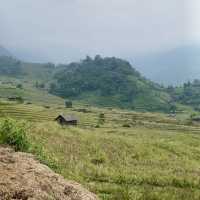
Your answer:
0;55;56;80
50;56;171;112
133;45;200;86
0;56;22;76
0;46;12;57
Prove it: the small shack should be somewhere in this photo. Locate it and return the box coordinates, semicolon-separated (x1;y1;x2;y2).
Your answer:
7;96;24;103
55;114;78;126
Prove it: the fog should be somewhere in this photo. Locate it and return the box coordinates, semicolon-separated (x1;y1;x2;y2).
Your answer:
0;0;199;63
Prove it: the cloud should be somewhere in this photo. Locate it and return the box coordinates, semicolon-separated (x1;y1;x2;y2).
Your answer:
0;0;198;62
185;0;200;43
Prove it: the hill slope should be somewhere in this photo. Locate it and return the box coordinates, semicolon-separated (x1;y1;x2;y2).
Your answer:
167;80;200;111
50;56;171;111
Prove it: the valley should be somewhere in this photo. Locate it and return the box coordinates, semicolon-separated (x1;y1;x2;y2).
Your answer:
1;55;200;199
1;1;200;199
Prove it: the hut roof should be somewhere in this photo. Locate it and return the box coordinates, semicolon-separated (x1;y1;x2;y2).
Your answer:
56;114;78;122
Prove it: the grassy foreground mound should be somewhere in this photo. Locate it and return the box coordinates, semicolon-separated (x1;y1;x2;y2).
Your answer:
0;146;98;200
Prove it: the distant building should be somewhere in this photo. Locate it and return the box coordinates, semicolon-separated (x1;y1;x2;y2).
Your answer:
55;114;78;126
7;96;24;103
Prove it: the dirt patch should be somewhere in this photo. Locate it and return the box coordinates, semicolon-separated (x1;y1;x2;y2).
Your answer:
0;146;99;200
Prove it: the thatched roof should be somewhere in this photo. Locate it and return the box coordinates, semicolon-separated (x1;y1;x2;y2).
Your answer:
56;114;78;122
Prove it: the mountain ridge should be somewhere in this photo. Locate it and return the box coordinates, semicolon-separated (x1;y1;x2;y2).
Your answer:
0;46;12;57
133;45;200;86
50;56;171;112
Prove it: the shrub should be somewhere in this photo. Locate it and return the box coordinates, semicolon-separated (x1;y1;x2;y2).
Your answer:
95;124;100;128
0;119;60;173
0;118;30;151
65;101;73;108
16;84;23;89
91;157;105;165
122;124;131;128
98;113;105;124
44;105;50;109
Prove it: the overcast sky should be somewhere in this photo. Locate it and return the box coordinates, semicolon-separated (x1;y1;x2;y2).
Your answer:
0;0;200;63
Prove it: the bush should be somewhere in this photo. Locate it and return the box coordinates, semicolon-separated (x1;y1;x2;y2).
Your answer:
65;101;73;108
122;124;131;128
16;84;23;89
98;113;105;124
0;118;30;151
0;119;60;172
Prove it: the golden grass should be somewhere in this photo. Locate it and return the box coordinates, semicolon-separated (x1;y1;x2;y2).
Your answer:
2;102;200;199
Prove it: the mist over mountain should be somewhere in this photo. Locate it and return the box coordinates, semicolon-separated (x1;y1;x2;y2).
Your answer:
0;46;12;57
133;45;200;86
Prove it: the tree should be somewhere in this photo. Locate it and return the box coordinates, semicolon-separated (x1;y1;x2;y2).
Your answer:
16;84;23;89
170;104;177;114
98;113;105;124
35;81;45;89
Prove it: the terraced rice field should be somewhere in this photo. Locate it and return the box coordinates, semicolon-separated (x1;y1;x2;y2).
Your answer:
0;103;55;121
2;101;200;199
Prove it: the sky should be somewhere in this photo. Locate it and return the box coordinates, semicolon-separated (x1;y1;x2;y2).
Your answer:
0;0;200;63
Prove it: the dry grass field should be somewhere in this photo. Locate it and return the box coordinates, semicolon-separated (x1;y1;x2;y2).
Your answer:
1;101;200;199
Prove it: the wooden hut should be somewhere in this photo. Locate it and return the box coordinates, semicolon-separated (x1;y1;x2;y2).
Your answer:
55;114;78;126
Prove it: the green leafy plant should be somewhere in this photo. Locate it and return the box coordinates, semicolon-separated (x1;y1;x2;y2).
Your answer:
0;118;30;151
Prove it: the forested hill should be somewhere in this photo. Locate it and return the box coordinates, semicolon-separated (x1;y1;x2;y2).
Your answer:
3;54;200;112
167;80;200;111
50;56;171;111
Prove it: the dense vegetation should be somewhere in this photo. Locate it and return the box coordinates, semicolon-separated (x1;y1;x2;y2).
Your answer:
1;55;200;113
50;56;171;112
167;80;200;111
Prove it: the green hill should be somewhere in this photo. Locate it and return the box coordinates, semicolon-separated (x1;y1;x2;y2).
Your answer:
1;55;196;113
50;56;171;112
